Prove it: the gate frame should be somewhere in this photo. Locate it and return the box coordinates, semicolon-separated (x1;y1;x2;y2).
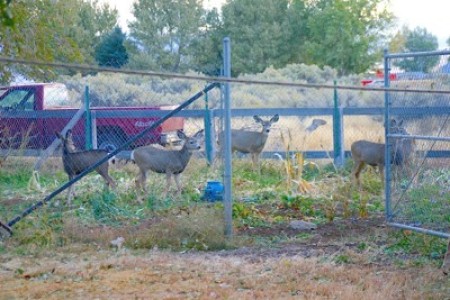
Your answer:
384;49;450;239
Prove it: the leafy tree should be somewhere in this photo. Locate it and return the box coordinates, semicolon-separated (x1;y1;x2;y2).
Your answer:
76;0;120;63
283;0;309;64
128;0;205;73
0;0;118;82
393;27;439;72
388;27;407;53
220;0;290;76
0;0;12;26
95;26;129;68
302;0;393;76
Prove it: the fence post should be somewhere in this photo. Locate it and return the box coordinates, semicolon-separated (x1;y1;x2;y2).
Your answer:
91;110;98;149
223;37;233;237
333;80;344;167
204;88;215;165
384;48;392;221
84;86;92;150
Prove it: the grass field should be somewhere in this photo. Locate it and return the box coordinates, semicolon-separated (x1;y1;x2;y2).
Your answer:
1;149;449;298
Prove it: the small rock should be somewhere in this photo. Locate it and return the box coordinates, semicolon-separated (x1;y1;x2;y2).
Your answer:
289;220;317;230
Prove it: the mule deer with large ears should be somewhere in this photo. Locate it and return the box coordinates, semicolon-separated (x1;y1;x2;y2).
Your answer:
351;119;414;187
55;130;116;205
220;114;279;167
131;129;204;197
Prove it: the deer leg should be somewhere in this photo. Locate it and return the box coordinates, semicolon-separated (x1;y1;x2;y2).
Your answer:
165;173;172;197
100;172;116;190
67;175;74;206
379;165;385;186
352;161;365;187
174;174;182;195
135;169;147;193
134;169;147;203
251;153;261;173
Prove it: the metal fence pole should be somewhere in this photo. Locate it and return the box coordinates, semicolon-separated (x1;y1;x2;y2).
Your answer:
84;86;92;150
383;48;392;221
204;88;215;165
223;37;233;237
333;80;344;167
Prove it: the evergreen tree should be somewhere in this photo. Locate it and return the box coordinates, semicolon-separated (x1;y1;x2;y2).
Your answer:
95;26;129;68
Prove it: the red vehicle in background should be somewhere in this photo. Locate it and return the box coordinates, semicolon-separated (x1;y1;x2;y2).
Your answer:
0;83;184;152
361;70;397;86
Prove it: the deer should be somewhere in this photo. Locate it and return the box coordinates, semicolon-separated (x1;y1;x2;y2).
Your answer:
131;129;204;197
351;119;414;187
219;114;279;168
55;129;116;205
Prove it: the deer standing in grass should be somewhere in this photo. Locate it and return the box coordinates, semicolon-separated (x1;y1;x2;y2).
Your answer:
56;130;116;205
351;119;414;187
131;129;204;197
219;114;279;168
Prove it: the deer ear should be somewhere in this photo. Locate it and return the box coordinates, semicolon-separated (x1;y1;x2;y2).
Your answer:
177;130;187;140
390;119;397;127
194;129;204;138
270;114;279;123
253;115;263;123
65;129;73;139
55;131;63;139
397;119;404;127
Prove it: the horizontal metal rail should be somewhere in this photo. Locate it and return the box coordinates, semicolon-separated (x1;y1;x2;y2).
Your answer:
389;134;450;142
2;106;450;119
385;49;450;59
387;222;450;239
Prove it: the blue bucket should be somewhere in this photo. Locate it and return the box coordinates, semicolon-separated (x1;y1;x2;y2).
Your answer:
202;181;224;202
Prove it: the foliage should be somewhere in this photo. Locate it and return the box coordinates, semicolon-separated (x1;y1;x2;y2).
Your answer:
399;183;450;227
188;8;224;76
94;26;129;68
1;0;398;79
388;26;408;53
128;0;206;73
60;72;213;108
221;0;290;76
56;61;396;109
131;206;229;251
279;194;316;217
124;0;395;76
393;27;439;72
302;0;393;75
0;0;12;26
386;230;448;260
0;0;118;83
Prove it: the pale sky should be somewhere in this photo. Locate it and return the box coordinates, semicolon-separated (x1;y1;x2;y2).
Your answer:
101;0;449;49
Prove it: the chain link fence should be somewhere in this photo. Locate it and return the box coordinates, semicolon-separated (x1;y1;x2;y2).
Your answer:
385;50;450;238
1;50;449;238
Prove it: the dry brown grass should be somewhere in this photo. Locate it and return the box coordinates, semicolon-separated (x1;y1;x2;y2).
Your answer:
1;247;449;299
220;116;385;153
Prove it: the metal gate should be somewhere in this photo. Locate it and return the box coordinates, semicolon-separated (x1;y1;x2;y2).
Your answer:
384;49;450;238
